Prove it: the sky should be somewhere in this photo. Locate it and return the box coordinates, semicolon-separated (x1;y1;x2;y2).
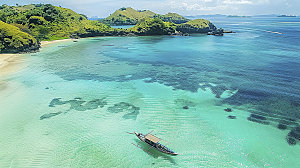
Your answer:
0;0;299;17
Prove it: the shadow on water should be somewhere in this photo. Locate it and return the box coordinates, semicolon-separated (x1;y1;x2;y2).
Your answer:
133;139;177;165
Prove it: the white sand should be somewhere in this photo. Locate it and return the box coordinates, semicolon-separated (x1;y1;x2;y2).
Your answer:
0;38;75;76
41;38;74;47
0;54;17;69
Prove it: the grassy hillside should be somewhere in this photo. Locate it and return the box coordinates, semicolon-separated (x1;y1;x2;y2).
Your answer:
100;7;190;25
101;7;156;25
0;4;219;53
0;20;39;53
153;13;190;24
0;4;216;39
0;4;113;41
128;18;176;35
176;19;217;33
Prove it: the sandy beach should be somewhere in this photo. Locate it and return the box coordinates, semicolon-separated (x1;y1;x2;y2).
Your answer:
40;38;74;47
0;54;21;74
0;53;27;77
0;54;16;69
0;38;74;76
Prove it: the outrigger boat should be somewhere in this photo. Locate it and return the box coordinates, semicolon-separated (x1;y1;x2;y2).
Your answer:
131;131;178;155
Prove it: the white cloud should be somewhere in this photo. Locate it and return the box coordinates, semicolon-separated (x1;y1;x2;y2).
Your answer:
223;0;253;4
164;0;277;15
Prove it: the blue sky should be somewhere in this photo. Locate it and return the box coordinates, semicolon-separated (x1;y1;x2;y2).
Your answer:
1;0;299;17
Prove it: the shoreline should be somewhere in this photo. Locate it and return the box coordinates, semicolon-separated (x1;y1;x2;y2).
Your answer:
0;38;74;77
0;53;24;77
40;38;74;47
0;54;20;70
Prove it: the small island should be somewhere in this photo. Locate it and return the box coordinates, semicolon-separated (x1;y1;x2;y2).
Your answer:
0;4;224;53
277;15;296;17
227;15;251;18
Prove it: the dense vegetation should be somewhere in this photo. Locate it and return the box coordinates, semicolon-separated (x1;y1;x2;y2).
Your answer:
153;13;190;24
128;18;176;35
100;7;156;25
0;4;218;53
0;20;39;53
0;4;113;41
100;7;190;25
176;19;217;33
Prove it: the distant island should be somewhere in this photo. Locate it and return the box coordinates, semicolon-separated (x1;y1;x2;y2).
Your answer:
277;15;296;17
0;4;223;53
227;15;251;18
185;14;227;19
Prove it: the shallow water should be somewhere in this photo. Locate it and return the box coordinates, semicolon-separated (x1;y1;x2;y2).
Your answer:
0;17;300;167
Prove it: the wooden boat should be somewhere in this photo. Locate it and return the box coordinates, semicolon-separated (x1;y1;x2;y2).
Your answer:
134;131;178;155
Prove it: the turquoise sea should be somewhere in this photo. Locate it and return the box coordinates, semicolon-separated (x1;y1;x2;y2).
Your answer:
1;17;300;167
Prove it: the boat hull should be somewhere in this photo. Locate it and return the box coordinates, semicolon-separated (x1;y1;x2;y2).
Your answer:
134;132;178;155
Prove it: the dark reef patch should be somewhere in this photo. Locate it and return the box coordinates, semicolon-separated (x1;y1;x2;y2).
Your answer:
49;98;66;107
40;112;62;120
85;99;107;109
227;115;236;119
42;97;107;120
67;99;86;111
286;127;300;145
175;99;196;108
249;114;266;120
288;127;300;141
247;113;269;125
224;90;300;146
222;88;269;106
200;83;230;98
287;137;297;146
286;126;300;145
183;106;189;109
48;97;107;111
56;60;216;93
52;57;223;95
277;124;287;130
223;89;300;122
224;108;232;112
107;102;140;120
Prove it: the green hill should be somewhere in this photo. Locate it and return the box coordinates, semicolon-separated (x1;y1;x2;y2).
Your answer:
176;19;217;33
0;4;219;53
153;13;190;24
0;20;39;53
101;7;156;25
100;7;190;25
0;4;113;41
128;18;176;35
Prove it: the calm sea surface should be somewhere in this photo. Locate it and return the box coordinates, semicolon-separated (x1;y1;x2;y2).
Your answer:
0;17;300;167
